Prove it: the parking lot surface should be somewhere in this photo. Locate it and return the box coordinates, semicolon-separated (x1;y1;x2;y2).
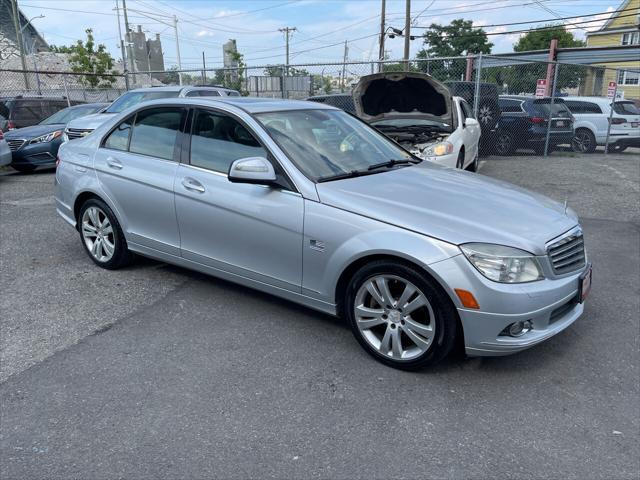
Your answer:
1;151;639;479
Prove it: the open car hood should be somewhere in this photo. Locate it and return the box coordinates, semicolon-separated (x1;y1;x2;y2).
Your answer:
352;72;453;127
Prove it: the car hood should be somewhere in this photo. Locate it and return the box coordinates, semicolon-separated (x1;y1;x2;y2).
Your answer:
4;124;64;139
66;112;117;130
352;72;454;127
315;164;577;255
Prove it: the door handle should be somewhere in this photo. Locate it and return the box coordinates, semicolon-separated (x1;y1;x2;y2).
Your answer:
106;157;123;170
182;177;205;193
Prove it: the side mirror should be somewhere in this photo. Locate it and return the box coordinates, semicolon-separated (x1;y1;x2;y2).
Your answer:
228;157;276;185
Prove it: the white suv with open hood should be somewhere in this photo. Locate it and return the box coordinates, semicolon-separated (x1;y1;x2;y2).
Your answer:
353;72;481;171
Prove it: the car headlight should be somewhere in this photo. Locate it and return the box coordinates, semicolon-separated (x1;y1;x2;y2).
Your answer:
30;130;63;144
460;243;544;283
424;141;453;156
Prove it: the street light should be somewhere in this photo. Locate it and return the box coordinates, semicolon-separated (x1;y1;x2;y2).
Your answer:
19;14;45;94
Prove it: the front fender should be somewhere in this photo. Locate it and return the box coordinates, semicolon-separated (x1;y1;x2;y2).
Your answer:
302;200;460;305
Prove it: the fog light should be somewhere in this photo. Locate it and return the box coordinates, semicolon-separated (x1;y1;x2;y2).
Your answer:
501;320;532;337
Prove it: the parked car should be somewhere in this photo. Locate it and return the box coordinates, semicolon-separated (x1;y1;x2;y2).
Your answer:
55;97;590;370
306;93;356;113
494;96;574;155
0;96;82;131
0;125;11;167
63;85;240;140
353;72;481;170
4;103;108;172
563;96;640;153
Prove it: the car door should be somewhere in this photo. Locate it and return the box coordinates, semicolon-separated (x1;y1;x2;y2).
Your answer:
174;107;304;292
460;99;480;165
94;106;185;256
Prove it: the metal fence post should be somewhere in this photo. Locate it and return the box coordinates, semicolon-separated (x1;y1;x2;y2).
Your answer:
473;53;483;117
604;70;618;155
62;74;71;107
543;61;560;157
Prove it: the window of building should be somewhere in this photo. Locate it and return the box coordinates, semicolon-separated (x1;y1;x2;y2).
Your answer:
621;31;639;46
617;70;640;86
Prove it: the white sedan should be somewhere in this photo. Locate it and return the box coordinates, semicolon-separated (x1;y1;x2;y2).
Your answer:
353;73;482;171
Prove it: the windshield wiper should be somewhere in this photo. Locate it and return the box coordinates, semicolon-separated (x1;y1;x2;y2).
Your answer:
367;158;421;171
316;170;372;183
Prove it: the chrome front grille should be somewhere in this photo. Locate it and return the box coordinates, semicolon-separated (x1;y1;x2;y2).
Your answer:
547;230;585;275
66;128;94;140
7;139;26;151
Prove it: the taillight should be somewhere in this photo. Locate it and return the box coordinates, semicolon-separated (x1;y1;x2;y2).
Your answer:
7;120;16;130
610;117;627;125
529;116;546;124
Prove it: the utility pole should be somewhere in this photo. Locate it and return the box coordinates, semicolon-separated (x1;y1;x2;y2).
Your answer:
341;40;348;92
202;51;206;84
10;0;29;90
115;0;129;89
278;27;296;76
122;0;136;84
378;0;386;73
173;15;183;85
403;0;411;69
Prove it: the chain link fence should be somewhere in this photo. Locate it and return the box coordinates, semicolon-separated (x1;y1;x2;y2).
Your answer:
2;56;638;157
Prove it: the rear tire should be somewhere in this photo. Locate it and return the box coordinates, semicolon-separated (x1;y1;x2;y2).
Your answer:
344;260;458;370
78;198;132;270
571;129;596;153
494;132;514;156
609;144;627;153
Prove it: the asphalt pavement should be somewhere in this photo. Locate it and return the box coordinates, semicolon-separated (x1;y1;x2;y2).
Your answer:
1;151;638;479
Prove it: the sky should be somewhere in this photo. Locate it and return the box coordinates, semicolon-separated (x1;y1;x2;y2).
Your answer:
17;0;622;71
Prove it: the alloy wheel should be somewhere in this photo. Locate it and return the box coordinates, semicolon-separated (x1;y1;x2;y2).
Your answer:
572;131;591;153
354;275;436;361
496;133;512;155
81;206;115;262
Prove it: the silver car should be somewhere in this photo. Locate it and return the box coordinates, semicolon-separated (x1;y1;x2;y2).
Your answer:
54;97;591;370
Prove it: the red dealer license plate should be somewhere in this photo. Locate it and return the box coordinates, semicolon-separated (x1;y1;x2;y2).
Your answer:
579;264;592;303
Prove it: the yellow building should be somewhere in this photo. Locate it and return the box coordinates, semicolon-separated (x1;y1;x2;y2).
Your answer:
584;0;640;99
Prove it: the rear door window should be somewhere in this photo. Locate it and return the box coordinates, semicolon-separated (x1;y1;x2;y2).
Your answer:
129;107;185;160
498;99;522;113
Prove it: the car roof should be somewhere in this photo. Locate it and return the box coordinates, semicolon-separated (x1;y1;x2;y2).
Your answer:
307;94;351;99
184;97;338;113
126;85;236;93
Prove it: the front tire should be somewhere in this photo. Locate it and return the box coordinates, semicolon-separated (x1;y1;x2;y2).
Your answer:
344;260;458;370
78;198;132;270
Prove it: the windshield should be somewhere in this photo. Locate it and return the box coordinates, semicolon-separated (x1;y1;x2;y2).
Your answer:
254;109;416;182
105;91;180;114
40;105;104;125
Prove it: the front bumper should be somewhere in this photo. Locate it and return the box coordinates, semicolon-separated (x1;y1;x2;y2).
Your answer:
429;251;588;356
10;140;62;166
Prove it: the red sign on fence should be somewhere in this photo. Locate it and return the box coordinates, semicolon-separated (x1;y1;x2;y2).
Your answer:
535;79;547;97
607;81;617;98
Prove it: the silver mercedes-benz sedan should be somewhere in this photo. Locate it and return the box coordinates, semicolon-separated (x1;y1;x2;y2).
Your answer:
54;97;591;370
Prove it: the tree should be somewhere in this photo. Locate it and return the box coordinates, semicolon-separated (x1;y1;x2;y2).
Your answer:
415;19;492;81
51;29;117;88
509;24;587;92
513;24;585;51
